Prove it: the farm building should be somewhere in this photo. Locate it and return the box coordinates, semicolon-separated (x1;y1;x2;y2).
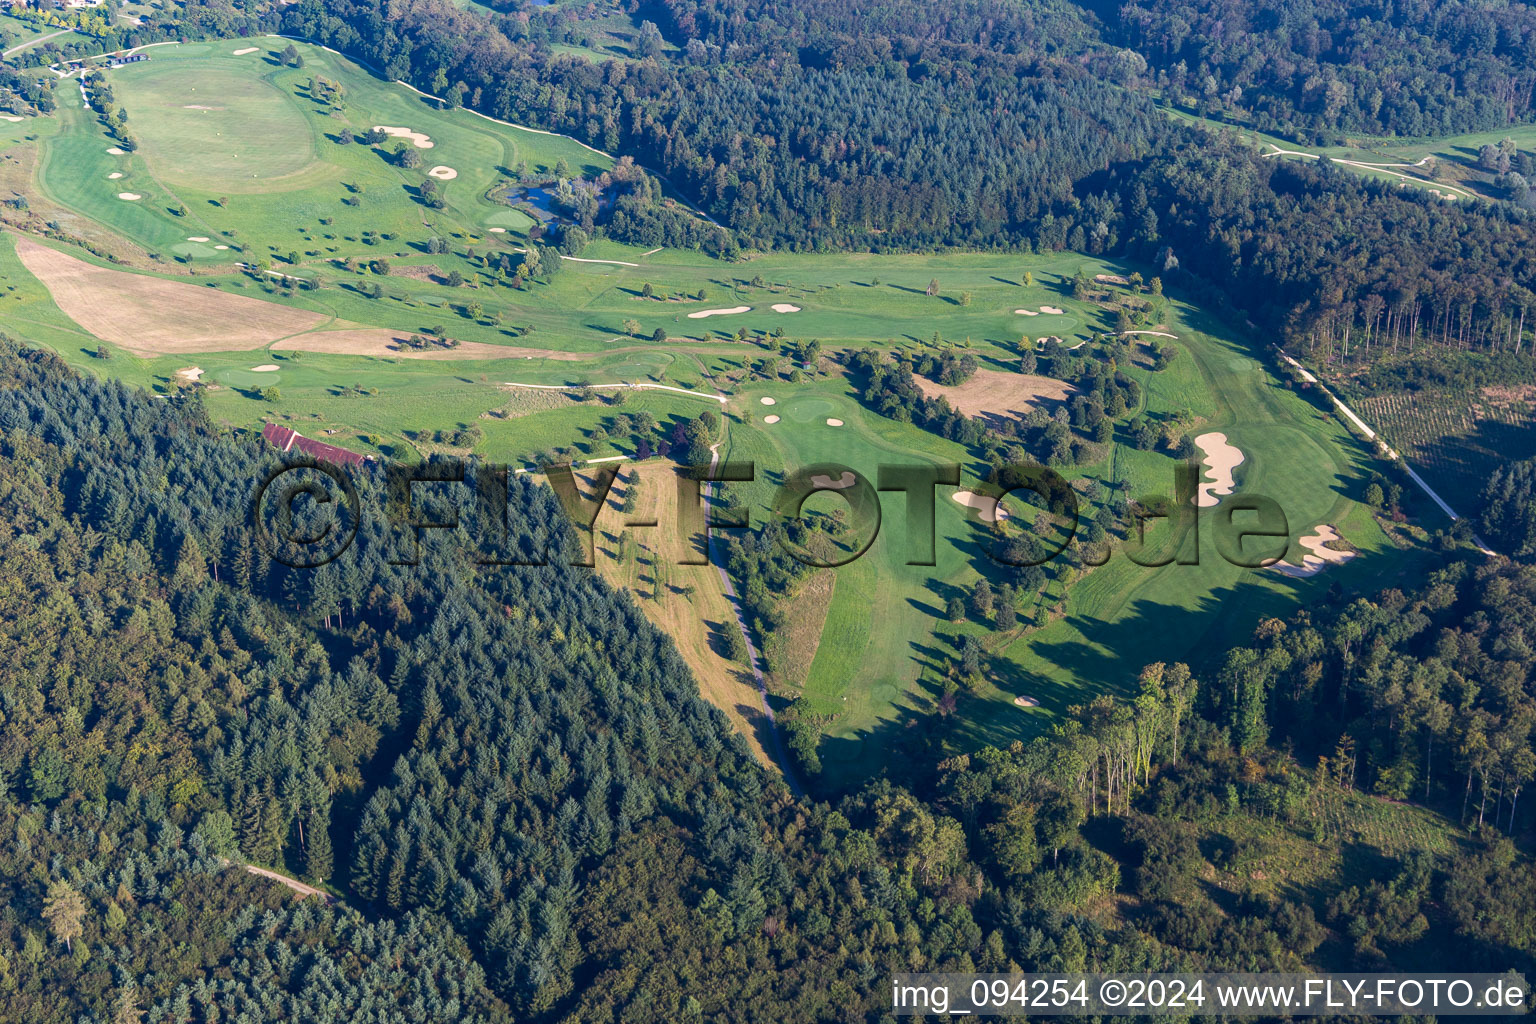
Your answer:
261;422;372;469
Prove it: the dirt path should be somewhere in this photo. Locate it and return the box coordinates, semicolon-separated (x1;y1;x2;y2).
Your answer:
1263;145;1476;199
561;255;639;268
217;858;333;902
1278;350;1497;555
704;439;805;798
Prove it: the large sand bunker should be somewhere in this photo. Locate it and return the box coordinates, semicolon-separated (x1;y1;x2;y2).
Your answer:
117;193;141;201
771;303;801;312
176;366;204;382
763;414;780;424
427;166;457;180
186;236;210;242
1013;308;1039;316
953;489;1010;523
809;471;856;490
1269;524;1356;578
1095;274;1130;285
14;238;327;356
825;418;844;427
232;46;259;55
914;369;1074;419
373;125;433;148
0;115;23;123
1194;432;1244;507
759;396;776;405
1040;306;1065;315
106;147;124;155
250;364;280;372
687;306;750;319
274;329;591;361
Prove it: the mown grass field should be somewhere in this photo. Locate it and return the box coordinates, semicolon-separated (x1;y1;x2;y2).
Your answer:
33;38;609;266
0;39;1435;785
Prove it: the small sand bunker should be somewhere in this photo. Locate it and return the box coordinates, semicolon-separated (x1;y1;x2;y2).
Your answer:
687;306;751;319
232;46;259;55
759;396;776;406
1194;431;1245;508
771;303;801;313
106;146;124;155
810;471;856;490
187;236;210;242
183;105;216;110
952;489;1009;523
250;364;280;372
1269;524;1357;578
176;366;204;382
1040;306;1065;315
1013;308;1039;316
763;414;780;424
214;245;230;250
1013;695;1039;708
825;418;844;427
373;125;433;149
488;227;506;233
107;172;123;180
118;193;141;201
427;166;457;180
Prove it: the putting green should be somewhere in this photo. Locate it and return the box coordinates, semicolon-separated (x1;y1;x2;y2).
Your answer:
216;368;271;387
784;397;835;422
484;208;535;230
114;62;322;191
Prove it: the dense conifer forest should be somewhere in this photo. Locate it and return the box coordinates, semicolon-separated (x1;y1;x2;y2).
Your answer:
11;0;1536;1014
4;325;1536;1018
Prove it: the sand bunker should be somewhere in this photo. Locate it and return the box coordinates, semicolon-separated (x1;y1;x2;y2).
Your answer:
759;396;776;405
187;236;210;242
1013;696;1039;707
214;245;229;250
1194;432;1245;508
952;489;1009;523
1269;524;1356;578
250;364;280;372
810;471;856;490
183;105;216;110
106;147;124;155
763;414;780;424
825;418;844;427
107;172;123;180
176;366;204;382
914;369;1074;419
117;193;141;201
1013;308;1039;316
488;227;506;233
771;303;801;313
427;165;457;180
0;115;23;123
13;237;327;356
275;328;591;361
1040;306;1065;315
373;125;433;148
1095;274;1130;285
687;306;751;319
232;46;259;55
